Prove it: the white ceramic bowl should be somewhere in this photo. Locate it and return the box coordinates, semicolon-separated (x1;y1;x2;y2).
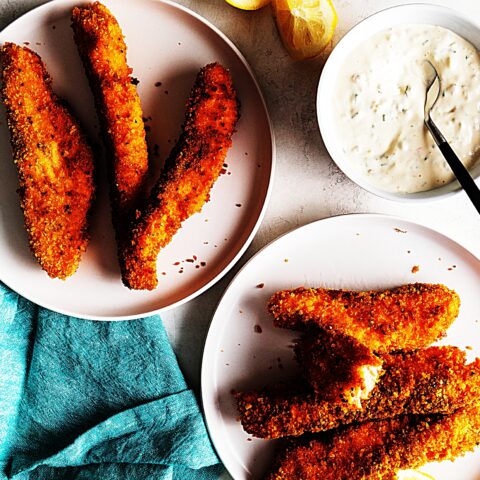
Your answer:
317;3;480;202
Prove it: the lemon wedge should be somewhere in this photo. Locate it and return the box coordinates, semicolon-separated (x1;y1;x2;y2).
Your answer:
272;0;337;59
397;470;436;480
225;0;271;10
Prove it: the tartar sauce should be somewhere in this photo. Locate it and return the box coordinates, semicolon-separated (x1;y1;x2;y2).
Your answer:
333;24;480;193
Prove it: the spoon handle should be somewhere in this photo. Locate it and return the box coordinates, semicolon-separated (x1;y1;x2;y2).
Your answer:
437;141;480;214
426;119;480;214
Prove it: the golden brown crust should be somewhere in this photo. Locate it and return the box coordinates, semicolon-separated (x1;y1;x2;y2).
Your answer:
266;404;480;479
120;62;239;290
295;328;383;405
0;42;95;279
71;1;148;235
268;283;460;353
235;347;480;439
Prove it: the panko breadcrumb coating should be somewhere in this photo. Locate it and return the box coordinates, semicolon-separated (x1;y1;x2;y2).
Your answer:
71;1;148;239
120;62;239;290
266;404;480;479
269;283;460;353
295;328;383;407
235;347;480;438
0;43;95;279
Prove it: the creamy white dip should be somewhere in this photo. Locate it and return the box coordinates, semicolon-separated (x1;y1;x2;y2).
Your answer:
333;24;480;193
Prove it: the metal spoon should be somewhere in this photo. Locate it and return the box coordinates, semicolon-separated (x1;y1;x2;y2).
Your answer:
424;60;480;213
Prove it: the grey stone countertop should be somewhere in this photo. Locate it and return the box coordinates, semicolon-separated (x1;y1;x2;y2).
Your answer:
1;0;479;402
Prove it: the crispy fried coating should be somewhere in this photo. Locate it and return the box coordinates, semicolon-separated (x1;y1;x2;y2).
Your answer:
235;347;480;439
0;43;95;279
269;283;460;353
266;404;480;480
120;62;239;290
71;1;148;236
295;328;383;407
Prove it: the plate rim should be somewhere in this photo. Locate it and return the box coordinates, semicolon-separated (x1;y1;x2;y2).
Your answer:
0;0;276;320
200;212;480;479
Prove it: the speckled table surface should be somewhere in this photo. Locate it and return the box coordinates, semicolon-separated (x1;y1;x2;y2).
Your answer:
157;0;480;391
1;0;479;464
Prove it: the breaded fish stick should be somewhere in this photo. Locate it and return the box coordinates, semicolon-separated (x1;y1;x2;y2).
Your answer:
120;63;239;290
235;347;480;438
1;43;95;279
295;329;383;407
269;283;460;353
266;404;480;480
71;2;148;237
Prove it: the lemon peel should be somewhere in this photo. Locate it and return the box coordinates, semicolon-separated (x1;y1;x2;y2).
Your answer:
273;0;338;60
225;0;271;11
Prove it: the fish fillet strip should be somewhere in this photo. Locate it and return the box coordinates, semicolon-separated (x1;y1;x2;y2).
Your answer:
266;403;480;479
295;328;383;407
235;346;480;438
268;283;460;353
120;62;239;290
71;1;149;239
0;42;95;279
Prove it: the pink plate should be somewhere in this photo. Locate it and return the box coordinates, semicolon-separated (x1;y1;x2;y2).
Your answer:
202;214;480;480
0;0;274;319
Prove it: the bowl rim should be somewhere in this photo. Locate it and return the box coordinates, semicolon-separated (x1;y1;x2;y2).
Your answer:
317;2;480;203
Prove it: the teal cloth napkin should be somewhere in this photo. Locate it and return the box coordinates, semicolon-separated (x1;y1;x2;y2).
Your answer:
0;282;223;480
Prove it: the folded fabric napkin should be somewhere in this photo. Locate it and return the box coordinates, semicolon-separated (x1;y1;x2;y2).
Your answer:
0;282;223;480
